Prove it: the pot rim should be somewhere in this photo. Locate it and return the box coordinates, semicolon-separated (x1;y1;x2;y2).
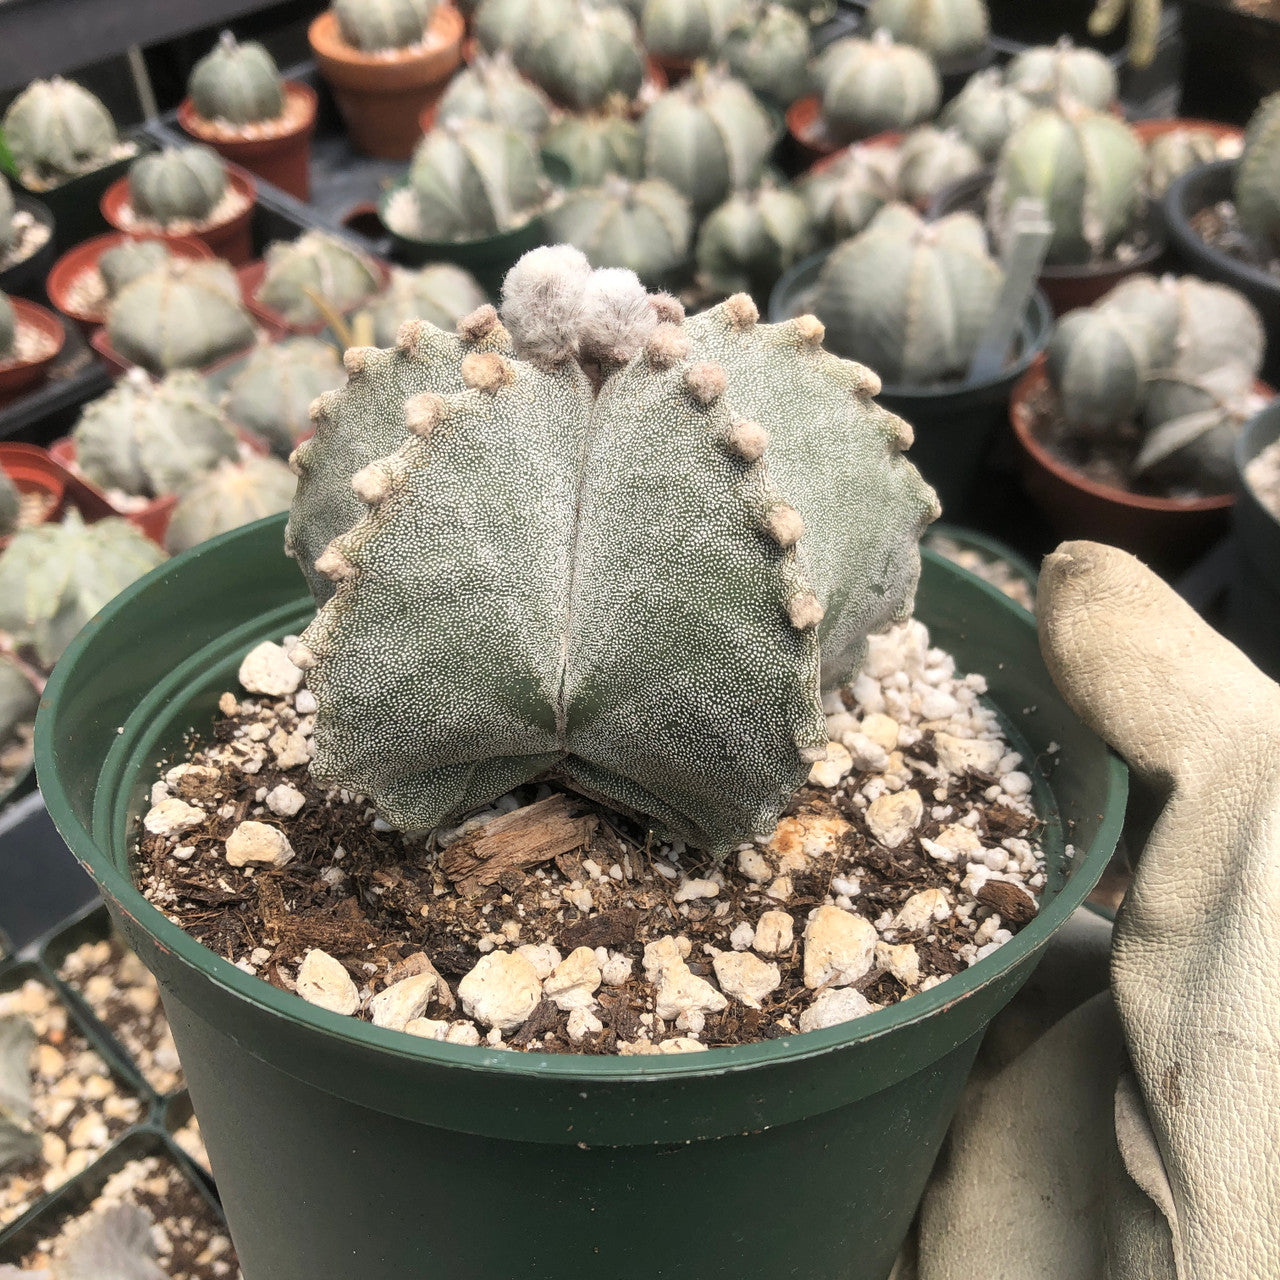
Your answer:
177;80;319;147
307;4;464;71
3;297;67;373
1236;396;1280;513
99;168;258;243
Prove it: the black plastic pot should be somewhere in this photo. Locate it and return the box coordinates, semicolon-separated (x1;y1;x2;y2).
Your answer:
1229;400;1280;681
770;251;1054;519
1162;159;1280;386
0;195;56;301
1180;0;1280;127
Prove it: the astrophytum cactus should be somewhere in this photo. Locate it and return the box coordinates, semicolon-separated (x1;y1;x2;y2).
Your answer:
436;53;553;135
895;126;983;206
0;511;166;668
1046;306;1152;431
812;203;1004;384
189;32;285;126
0;293;15;362
642;69;777;215
166;454;297;553
0;467;19;537
813;32;942;146
366;265;488;347
1;78;119;187
225;337;345;454
546;177;693;285
938;68;1033;161
97;239;172;297
696;183;815;298
0;1016;38;1170
543;113;644;187
866;0;990;63
989;104;1145;265
128;147;228;228
799;145;899;242
334;0;436;51
721;3;812;107
1145;127;1225;198
1004;38;1118;111
0;656;39;760
0;176;15;257
524;2;646;111
284;245;937;852
1237;91;1280;257
106;257;256;374
1088;0;1162;69
255;231;382;328
473;0;573;71
386;122;552;242
640;0;744;61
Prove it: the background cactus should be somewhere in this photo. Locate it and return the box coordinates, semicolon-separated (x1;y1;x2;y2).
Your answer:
1088;0;1162;69
0;176;15;257
640;0;743;61
721;3;812;107
0;293;15;362
225;337;345;454
866;0;990;63
188;31;285;126
896;126;983;206
1094;272;1180;369
128;147;228;228
334;0;436;51
473;0;573;71
813;32;942;145
436;53;553;135
97;239;172;297
1046;307;1152;431
255;231;382;328
813;203;1004;385
0;1015;38;1166
366;264;488;346
989;104;1145;265
285;247;936;852
799;145;899;242
0;512;166;668
1004;39;1118;110
939;68;1033;161
1236;91;1280;256
696;183;815;298
543;113;644;187
547;177;693;284
106;258;256;374
642;69;777;215
166;454;297;553
524;3;646;111
1144;127;1225;198
0;467;19;537
1;78;119;186
0;655;39;762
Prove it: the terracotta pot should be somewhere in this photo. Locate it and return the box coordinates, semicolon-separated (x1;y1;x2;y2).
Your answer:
46;232;214;333
1130;117;1245;146
309;4;465;161
88;325;272;381
1009;354;1241;569
237;257;391;337
649;52;694;85
0;299;67;404
0;442;67;541
177;82;318;203
99;169;258;267
786;96;838;168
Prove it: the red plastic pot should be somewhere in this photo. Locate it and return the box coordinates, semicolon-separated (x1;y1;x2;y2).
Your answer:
787;96;839;168
0;299;67;404
0;442;67;543
177;81;318;203
237;256;391;336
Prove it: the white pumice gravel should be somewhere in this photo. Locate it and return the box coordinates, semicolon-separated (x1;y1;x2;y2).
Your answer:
296;950;360;1016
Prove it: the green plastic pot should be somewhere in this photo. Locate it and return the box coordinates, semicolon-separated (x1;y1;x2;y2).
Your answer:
1229;400;1280;681
36;514;1126;1280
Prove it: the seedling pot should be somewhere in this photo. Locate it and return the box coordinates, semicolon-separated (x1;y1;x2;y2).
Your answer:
1229;400;1280;681
0;194;56;299
36;514;1125;1280
0;441;66;540
0;298;66;403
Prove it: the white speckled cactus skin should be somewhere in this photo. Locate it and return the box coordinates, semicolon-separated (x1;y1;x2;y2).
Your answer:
721;3;812;106
696;183;815;298
1088;0;1162;69
225;337;344;454
525;3;646;111
867;0;990;62
896;126;983;206
0;293;15;362
0;466;20;536
799;145;899;242
1046;307;1152;431
0;653;38;750
367;265;488;347
189;31;285;126
2;78;119;186
1144;127;1224;198
939;68;1032;161
640;0;744;61
334;0;436;51
256;231;382;328
285;247;936;852
97;240;172;297
813;203;1004;385
543;113;644;187
128;147;228;227
1237;91;1280;256
437;53;553;135
1004;38;1117;110
166;454;297;553
813;32;942;146
0;176;15;256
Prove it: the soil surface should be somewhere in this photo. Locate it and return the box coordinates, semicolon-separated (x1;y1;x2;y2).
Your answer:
1192;201;1280;283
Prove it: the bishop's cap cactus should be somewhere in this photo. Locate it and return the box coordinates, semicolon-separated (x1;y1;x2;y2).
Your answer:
813;32;942;146
2;78;119;187
799;145;899;242
1046;306;1153;432
188;32;285;126
473;0;575;72
1237;91;1280;257
255;231;383;328
166;454;297;554
128;147;229;228
225;337;345;454
866;0;990;64
0;176;16;257
543;113;644;188
1004;38;1118;111
334;0;437;51
640;0;745;61
524;3;646;112
0;293;15;363
0;1015;38;1170
896;126;983;207
97;239;172;297
939;68;1033;162
721;3;812;107
695;183;815;298
366;265;488;347
436;53;553;135
1144;126;1227;199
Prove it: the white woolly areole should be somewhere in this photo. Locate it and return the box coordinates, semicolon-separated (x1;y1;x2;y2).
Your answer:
500;245;592;366
577;268;659;366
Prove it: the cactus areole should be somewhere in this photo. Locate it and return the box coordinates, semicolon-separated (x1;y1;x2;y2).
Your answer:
285;248;937;854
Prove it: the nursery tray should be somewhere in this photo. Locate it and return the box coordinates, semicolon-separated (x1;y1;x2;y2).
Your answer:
0;318;111;446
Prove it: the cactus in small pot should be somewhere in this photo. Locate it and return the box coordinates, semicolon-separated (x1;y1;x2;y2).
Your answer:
436;53;553;135
106;258;256;374
188;31;285;126
255;231;383;328
1045;307;1153;431
71;369;239;499
0;467;20;537
284;245;937;852
812;203;1004;384
1004;38;1118;111
813;32;942;146
366;265;488;346
543;113;644;187
1236;91;1280;258
721;3;812;107
640;0;744;62
866;0;990;63
1;78;119;187
524;3;646;111
225;337;345;454
97;239;173;297
895;126;983;206
0;511;167;668
642;69;778;215
798;146;900;242
696;182;815;298
988;103;1145;265
1144;127;1227;199
334;0;437;51
547;177;693;284
0;293;15;362
166;454;297;553
474;0;574;70
127;147;228;228
939;68;1033;161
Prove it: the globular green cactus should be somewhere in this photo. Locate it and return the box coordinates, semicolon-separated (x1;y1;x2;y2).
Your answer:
696;183;815;298
0;293;15;362
1004;38;1118;111
989;104;1145;265
189;31;285;126
642;68;778;215
640;0;744;61
334;0;436;51
813;32;942;146
0;176;15;257
0;655;38;762
105;258;256;375
1046;307;1152;431
473;0;573;71
166;454;297;554
1237;91;1280;257
128;147;228;228
1145;126;1225;198
1088;0;1162;70
1094;273;1180;368
1;78;119;187
0;467;20;537
721;3;812;107
813;203;1004;385
524;3;646;111
366;264;488;347
1163;276;1266;382
225;337;345;454
0;1015;38;1170
284;246;937;852
97;239;172;297
867;0;990;63
543;113;644;187
896;126;983;206
255;231;382;328
547;177;693;285
386;122;553;243
939;68;1033;161
799;145;899;242
0;511;166;668
436;53;553;135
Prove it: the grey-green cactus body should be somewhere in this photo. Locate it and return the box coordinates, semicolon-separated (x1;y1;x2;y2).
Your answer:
939;68;1032;161
0;1014;39;1167
525;3;646;111
1237;91;1280;256
2;78;119;186
640;0;743;60
0;176;15;257
225;338;345;455
0;293;15;362
97;239;172;297
866;0;990;62
721;4;811;106
473;0;576;71
896;126;983;206
0;466;20;537
543;114;644;187
0;654;38;759
1004;39;1117;110
799;145;899;242
436;54;553;134
189;31;285;126
166;454;297;553
128;147;228;227
696;184;815;297
367;265;488;347
256;231;382;328
1046;307;1151;431
334;0;436;51
813;33;942;145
